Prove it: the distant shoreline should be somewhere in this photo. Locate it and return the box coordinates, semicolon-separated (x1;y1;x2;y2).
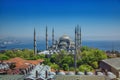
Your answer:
0;40;120;52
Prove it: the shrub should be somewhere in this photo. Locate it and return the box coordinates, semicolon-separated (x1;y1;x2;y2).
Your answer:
62;64;69;71
79;64;93;72
50;63;59;70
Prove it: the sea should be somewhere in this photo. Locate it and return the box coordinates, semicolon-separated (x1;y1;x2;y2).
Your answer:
0;40;120;52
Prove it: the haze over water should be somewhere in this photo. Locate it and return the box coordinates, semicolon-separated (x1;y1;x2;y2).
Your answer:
0;40;120;52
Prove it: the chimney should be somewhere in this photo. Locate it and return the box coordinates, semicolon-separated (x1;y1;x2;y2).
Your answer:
45;70;48;79
36;70;38;78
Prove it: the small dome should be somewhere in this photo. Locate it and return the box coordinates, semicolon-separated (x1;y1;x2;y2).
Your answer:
66;72;75;75
57;71;65;75
87;72;93;75
107;72;113;75
97;72;104;76
49;72;56;75
77;72;84;75
107;72;116;79
70;41;75;45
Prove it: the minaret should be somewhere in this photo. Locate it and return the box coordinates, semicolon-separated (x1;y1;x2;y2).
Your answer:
77;25;80;47
74;26;77;73
52;28;54;46
34;28;37;54
46;26;48;50
75;27;77;49
80;27;82;48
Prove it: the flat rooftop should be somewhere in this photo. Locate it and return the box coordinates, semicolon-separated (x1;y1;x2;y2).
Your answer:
54;75;110;80
102;58;120;70
0;75;24;80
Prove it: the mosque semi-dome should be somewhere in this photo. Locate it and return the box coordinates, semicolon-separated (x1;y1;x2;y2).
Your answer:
59;41;68;46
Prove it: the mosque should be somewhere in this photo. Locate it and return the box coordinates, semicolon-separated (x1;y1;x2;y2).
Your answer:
33;25;81;73
33;25;81;54
53;34;75;50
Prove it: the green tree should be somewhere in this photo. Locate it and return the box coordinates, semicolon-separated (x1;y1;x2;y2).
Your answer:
50;54;58;63
77;47;107;69
79;64;93;72
38;54;45;59
91;61;98;69
93;49;107;61
60;56;74;67
81;46;91;52
50;63;59;70
15;50;23;57
0;54;9;63
62;63;69;71
0;54;9;60
5;50;16;58
69;67;74;71
43;58;51;66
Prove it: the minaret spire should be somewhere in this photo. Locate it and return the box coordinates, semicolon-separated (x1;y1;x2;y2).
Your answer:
46;26;48;50
34;28;37;54
52;28;54;46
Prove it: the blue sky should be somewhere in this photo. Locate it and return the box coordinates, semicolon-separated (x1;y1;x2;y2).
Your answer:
0;0;120;41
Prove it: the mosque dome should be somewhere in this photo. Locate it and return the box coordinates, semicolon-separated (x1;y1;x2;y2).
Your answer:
59;35;71;41
57;34;75;50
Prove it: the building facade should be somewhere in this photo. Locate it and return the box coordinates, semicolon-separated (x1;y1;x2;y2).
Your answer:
99;58;120;78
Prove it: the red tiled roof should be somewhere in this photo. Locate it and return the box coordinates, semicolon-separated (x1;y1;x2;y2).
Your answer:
5;57;44;69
